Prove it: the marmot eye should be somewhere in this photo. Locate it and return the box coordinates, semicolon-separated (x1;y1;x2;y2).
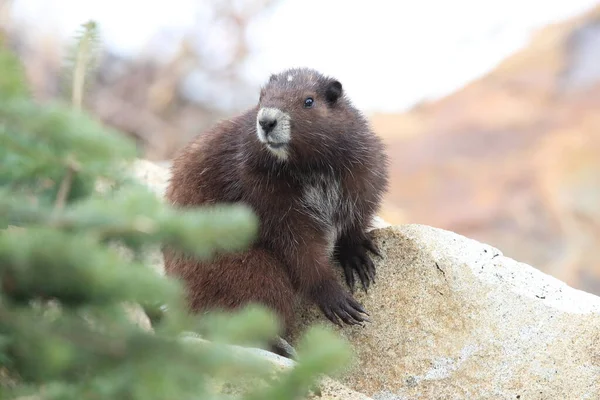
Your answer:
304;97;314;108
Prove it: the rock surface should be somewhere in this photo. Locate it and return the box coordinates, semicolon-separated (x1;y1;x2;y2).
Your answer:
291;224;600;399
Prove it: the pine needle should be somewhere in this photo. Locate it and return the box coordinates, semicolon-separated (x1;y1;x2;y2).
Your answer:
54;20;101;211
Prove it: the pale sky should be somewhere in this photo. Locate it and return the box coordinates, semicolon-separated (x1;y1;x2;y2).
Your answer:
9;0;600;112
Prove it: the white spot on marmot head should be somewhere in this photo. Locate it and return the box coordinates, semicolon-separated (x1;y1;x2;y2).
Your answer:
256;107;292;161
287;74;293;82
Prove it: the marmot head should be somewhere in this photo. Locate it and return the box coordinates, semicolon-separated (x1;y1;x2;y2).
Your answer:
255;68;366;166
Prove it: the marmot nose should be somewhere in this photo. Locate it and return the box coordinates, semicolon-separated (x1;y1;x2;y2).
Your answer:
259;117;278;134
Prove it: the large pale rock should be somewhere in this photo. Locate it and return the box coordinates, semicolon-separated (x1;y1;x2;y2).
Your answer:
291;224;600;399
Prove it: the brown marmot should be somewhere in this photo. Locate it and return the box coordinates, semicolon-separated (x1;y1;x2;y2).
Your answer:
163;67;389;356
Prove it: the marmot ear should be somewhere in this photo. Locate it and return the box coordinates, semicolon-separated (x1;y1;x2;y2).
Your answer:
325;80;343;104
269;74;277;83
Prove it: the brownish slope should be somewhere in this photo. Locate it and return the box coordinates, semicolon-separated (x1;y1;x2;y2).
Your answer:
374;5;600;293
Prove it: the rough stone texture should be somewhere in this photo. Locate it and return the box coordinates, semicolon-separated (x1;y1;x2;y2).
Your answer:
291;224;600;399
246;348;374;400
246;352;375;400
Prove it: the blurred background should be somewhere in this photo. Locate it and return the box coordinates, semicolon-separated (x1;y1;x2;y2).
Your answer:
1;0;599;294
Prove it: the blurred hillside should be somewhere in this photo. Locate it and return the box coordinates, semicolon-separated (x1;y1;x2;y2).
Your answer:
1;1;599;295
374;5;600;294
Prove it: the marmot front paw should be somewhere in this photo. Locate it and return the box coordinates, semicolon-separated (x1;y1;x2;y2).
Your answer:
312;283;370;327
335;233;381;292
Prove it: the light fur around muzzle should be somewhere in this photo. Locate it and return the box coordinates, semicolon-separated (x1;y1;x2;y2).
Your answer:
256;107;292;160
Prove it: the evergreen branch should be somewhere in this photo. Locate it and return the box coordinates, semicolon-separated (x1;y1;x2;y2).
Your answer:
0;228;182;308
0;97;138;164
54;20;101;211
0;26;352;400
53;157;80;214
1;190;259;260
71;22;95;108
61;20;102;107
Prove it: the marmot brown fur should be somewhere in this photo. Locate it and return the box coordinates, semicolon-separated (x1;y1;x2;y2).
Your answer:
163;67;389;356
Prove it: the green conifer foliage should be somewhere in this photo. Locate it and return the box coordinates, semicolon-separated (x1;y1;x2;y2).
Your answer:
0;21;351;400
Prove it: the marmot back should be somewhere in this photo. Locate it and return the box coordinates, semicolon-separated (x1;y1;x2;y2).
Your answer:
164;67;389;357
